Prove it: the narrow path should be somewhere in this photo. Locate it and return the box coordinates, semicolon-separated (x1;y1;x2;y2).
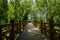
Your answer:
16;22;49;40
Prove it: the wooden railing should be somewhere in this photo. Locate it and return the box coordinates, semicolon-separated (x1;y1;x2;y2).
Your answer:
0;20;60;40
40;20;60;40
0;20;28;40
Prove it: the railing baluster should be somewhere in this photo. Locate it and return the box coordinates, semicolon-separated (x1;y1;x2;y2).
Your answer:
44;23;47;34
40;20;43;33
9;20;15;40
49;19;55;40
0;25;2;40
19;21;21;35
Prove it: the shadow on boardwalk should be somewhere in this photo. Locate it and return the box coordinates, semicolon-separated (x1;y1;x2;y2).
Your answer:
16;22;49;40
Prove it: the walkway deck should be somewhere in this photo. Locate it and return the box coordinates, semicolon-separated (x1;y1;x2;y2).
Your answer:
16;22;49;40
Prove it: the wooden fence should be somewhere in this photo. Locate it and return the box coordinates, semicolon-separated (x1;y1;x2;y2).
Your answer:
40;20;60;40
0;20;28;40
0;20;60;40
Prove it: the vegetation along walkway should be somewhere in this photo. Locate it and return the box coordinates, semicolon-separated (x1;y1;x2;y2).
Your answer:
16;22;49;40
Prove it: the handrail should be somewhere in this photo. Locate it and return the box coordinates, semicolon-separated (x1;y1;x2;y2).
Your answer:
40;22;60;40
0;20;60;40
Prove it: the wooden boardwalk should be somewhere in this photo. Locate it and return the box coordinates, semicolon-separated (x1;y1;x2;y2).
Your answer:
0;20;59;40
16;22;49;40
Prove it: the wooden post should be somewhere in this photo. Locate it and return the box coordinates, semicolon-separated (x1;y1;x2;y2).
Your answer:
40;20;43;33
0;25;2;40
49;18;55;40
19;21;21;35
9;20;15;40
44;23;47;34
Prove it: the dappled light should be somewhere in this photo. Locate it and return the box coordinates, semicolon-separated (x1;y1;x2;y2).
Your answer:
16;22;48;40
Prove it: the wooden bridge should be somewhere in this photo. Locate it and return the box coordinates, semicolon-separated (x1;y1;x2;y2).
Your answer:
0;20;60;40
